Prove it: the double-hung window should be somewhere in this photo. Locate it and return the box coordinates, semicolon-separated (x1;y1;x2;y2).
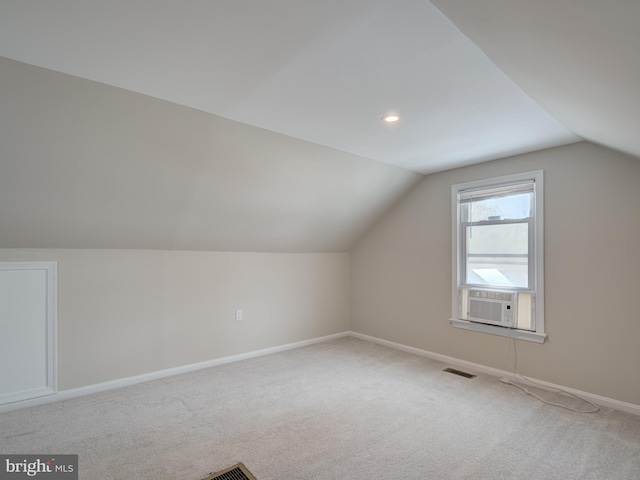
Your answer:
451;171;546;343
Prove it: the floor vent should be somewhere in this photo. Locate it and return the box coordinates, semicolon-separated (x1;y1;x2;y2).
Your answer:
202;462;257;480
443;367;476;379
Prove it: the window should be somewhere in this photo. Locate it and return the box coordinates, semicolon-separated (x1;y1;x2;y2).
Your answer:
450;171;546;343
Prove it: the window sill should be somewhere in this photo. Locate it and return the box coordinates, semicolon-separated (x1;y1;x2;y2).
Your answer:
449;318;547;343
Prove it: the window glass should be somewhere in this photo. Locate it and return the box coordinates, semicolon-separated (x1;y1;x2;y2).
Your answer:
465;192;531;222
465;222;528;288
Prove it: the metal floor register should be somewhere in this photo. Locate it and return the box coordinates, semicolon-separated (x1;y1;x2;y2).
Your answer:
201;462;257;480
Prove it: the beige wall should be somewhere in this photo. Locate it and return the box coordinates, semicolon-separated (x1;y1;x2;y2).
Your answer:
4;141;639;407
351;141;640;406
0;249;350;390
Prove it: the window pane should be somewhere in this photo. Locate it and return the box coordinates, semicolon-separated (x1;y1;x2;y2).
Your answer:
466;192;531;222
465;223;528;288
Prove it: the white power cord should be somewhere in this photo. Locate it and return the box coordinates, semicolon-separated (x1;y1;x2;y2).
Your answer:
503;328;599;414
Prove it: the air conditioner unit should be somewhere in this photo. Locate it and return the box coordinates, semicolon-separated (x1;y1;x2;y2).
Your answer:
461;288;517;328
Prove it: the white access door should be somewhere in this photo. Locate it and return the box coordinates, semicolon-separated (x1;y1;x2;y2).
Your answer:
0;262;57;405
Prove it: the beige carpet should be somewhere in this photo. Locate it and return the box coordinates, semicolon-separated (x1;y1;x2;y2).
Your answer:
1;337;639;479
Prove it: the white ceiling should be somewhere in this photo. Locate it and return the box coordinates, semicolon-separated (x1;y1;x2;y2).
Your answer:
431;0;640;162
0;0;594;174
1;1;638;253
0;56;423;252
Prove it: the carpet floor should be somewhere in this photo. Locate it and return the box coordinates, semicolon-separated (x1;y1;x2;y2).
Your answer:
1;337;639;479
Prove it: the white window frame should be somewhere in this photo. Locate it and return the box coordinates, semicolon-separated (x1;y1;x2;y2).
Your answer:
450;171;546;343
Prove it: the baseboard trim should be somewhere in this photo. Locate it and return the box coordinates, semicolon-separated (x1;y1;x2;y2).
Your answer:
0;331;350;414
4;330;637;416
348;331;640;416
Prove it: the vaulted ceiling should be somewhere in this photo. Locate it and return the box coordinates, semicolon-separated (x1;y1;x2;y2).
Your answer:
0;1;637;252
431;0;640;162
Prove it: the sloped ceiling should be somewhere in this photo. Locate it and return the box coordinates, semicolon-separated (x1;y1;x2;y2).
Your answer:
431;0;640;160
0;1;636;252
0;0;580;174
0;57;420;252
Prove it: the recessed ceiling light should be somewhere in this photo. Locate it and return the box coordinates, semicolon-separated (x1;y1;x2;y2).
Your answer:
382;113;400;123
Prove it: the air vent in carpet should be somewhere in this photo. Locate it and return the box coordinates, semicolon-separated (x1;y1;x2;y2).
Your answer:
201;462;257;480
443;367;476;379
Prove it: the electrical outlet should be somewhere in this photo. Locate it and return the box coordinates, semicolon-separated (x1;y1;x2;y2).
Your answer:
235;309;243;321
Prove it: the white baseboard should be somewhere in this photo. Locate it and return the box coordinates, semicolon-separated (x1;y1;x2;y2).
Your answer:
0;331;350;414
3;330;638;416
348;331;640;416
